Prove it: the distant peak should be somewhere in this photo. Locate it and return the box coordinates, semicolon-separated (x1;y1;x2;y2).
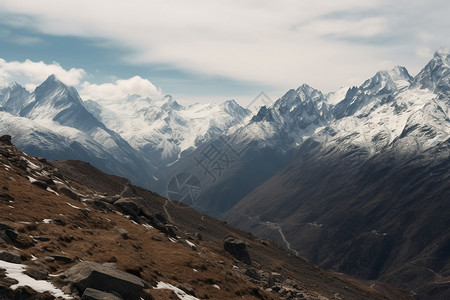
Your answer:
6;82;25;91
160;94;182;110
41;74;64;87
296;83;314;92
46;74;58;82
223;99;240;108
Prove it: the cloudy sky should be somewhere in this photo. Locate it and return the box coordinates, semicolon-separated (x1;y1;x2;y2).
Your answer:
0;0;448;106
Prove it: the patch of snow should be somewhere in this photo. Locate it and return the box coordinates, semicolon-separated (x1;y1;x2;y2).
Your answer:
155;281;200;300
212;284;220;290
42;219;52;224
67;202;90;211
23;157;40;170
27;176;37;183
185;240;196;249
168;237;178;243
0;260;72;299
142;224;153;229
46;187;59;195
192;269;198;272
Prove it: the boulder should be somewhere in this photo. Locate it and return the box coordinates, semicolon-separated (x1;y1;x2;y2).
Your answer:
114;198;143;218
64;261;144;300
223;237;252;265
36;176;54;185
245;268;261;281
82;288;123;300
25;267;48;280
5;229;18;241
57;186;80;200
0;250;21;264
31;180;48;190
0;223;15;231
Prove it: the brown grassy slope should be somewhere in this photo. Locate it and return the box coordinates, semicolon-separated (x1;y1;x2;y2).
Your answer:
0;140;409;299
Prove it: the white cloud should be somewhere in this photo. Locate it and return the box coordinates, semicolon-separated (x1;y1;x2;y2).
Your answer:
0;58;85;90
0;0;448;93
80;76;162;101
0;58;163;102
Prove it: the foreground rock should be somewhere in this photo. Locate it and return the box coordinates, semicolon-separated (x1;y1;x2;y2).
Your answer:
0;250;20;264
64;261;144;300
223;237;252;265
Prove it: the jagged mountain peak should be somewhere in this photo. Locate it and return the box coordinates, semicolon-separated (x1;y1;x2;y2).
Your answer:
275;84;325;111
33;74;79;102
220;99;250;116
412;49;450;93
159;94;183;111
361;65;411;94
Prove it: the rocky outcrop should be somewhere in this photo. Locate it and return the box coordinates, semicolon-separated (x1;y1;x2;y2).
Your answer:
223;237;252;265
0;250;20;264
64;261;144;300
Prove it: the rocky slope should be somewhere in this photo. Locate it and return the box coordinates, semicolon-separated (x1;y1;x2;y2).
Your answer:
0;135;408;299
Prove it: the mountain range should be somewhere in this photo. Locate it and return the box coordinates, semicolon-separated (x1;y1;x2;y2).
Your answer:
161;49;450;299
0;75;250;188
1;49;449;299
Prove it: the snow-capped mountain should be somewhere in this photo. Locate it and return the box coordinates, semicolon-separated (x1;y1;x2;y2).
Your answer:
0;75;251;189
84;93;251;167
0;75;157;187
215;50;450;299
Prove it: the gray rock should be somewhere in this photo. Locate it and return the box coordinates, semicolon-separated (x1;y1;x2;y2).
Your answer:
44;256;55;262
245;268;261;281
25;267;48;280
32;180;48;189
271;272;284;283
4;229;18;241
0;250;20;264
0;223;14;231
223;237;252;265
114;199;141;217
33;236;50;242
64;261;144;300
57;186;80;200
82;288;123;300
36;176;54;185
